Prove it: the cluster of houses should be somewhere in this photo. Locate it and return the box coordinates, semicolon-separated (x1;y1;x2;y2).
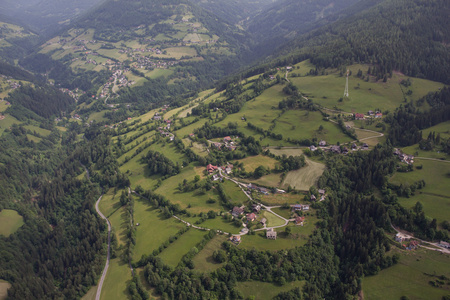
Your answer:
310;141;369;154
393;149;414;165
206;163;234;180
395;233;420;250
210;136;237;151
354;111;383;120
59;87;84;101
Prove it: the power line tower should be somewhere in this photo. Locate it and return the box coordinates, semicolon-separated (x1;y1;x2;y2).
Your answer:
344;69;349;98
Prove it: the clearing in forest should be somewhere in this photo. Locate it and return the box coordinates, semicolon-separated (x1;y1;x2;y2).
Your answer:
0;209;24;236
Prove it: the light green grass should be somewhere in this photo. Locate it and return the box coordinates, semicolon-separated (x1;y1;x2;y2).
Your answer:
175;118;209;137
201;218;242;234
98;188;124;218
239;230;307;251
24;125;51;136
271;207;292;219
390;159;450;225
282;157;326;191
262;210;285;227
80;285;97;300
148;142;185;164
260;193;306;206
100;258;131;300
236;281;305;300
27;135;42;143
146;69;173;79
88;111;108;122
363;248;450;300
237;155;278;172
158;229;207;267
192;235;227;272
221;180;248;205
132;199;185;262
421;121;450;140
155;165;223;213
0;280;11;300
290;64;445;114
249;173;283;188
0;114;21;135
0;209;24;236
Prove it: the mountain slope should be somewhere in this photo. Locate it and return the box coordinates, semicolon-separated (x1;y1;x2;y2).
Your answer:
189;0;276;24
0;0;105;35
245;0;363;46
269;0;450;84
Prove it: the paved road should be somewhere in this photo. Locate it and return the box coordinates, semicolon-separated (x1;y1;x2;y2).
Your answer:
95;195;111;300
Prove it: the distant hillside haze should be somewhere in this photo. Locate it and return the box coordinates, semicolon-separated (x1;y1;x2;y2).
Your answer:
0;0;106;34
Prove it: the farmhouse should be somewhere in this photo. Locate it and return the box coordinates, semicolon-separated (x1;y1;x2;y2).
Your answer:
439;241;450;248
206;164;218;174
319;140;327;147
302;205;310;211
362;143;369;150
230;235;241;244
351;143;358;150
246;213;257;222
355;113;365;120
375;112;383;118
310;145;317;151
395;233;410;242
266;228;277;240
292;204;302;211
252;204;261;213
260;218;267;225
212;174;221;181
330;145;341;154
295;216;305;226
232;206;244;218
223;136;232;143
310;194;316;201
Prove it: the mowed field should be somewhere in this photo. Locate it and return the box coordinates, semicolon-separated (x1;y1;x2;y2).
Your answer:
389;159;450;223
158;229;207;267
0;209;24;236
132;199;186;262
0;280;11;300
363;248;450;300
267;148;326;191
99;258;131;300
236;281;305;299
290;63;445;114
192;235;228;272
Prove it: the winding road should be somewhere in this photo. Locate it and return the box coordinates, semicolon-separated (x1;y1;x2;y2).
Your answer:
95;195;111;300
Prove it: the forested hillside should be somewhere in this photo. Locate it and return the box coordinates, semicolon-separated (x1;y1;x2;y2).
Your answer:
277;0;450;84
244;0;363;51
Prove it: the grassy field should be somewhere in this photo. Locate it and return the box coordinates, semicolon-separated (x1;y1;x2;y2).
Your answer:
221;180;248;205
239;230;307;251
80;286;97;300
0;280;11;300
0;114;21;135
98;188;124;218
99;258;131;300
363;248;450;300
389;159;450;223
266;148;326;190
271;207;293;219
132;199;186;262
236;281;305;299
154;165;224;213
282;157;326;191
192;235;227;272
158;229;207;267
260;193;306;206
201;218;242;234
0;209;24;236
290;64;445;114
237;155;278;172
262;210;285;227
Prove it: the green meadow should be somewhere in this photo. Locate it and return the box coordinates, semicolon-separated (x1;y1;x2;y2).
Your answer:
363;248;450;300
99;258;131;300
132;199;186;262
192;235;228;272
0;209;24;236
236;281;305;299
390;159;450;223
158;229;207;267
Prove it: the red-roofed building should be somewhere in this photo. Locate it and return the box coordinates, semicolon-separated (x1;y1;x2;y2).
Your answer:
355;113;365;120
246;213;257;222
223;136;232;143
206;164;218;174
295;216;305;226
